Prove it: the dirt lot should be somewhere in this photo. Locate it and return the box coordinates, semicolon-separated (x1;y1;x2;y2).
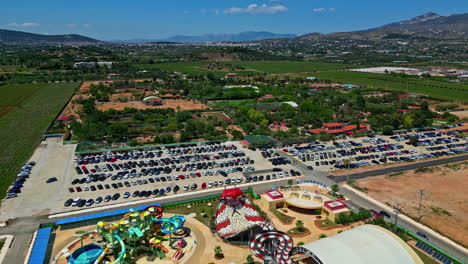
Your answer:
79;79;152;92
354;162;468;246
96;99;210;111
109;92;135;102
60;94;91;121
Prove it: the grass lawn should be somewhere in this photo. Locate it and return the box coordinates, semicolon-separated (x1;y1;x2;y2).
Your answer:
0;82;77;198
233;61;354;74
272;209;295;224
164;199;219;224
413;248;440;264
316;219;341;229
0;238;4;251
287;227;310;236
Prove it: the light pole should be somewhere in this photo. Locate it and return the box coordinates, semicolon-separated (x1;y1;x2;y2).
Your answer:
393;203;401;233
418;189;424;218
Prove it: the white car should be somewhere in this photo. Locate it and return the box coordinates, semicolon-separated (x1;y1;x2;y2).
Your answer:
208;182;213;188
83;186;89;191
123;192;130;199
183;185;189;191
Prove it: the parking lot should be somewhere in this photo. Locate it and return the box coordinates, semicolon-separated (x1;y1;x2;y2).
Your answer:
0;140;300;220
282;126;467;172
1;124;465;221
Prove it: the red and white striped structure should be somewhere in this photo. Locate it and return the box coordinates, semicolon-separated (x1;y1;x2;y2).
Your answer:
215;188;267;239
249;230;294;264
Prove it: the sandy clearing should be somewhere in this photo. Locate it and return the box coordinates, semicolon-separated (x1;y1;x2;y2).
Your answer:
96;99;210;111
354;162;468;247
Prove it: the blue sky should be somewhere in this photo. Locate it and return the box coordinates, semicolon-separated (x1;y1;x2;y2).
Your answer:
1;0;466;40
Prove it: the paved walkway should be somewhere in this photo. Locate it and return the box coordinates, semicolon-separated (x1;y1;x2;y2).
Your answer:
0;235;14;264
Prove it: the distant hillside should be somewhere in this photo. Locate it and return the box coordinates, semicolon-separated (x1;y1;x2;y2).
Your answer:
274;12;468;42
159;31;297;43
368;12;468;33
0;29;100;44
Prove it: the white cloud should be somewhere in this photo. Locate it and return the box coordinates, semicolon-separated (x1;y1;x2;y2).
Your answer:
7;22;40;27
224;4;288;15
66;24;77;28
83;24;92;28
312;8;336;12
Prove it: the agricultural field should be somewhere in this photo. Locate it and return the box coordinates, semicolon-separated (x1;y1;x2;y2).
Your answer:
0;84;43;117
132;60;352;76
0;65;31;73
0;82;77;198
303;71;468;103
232;61;353;74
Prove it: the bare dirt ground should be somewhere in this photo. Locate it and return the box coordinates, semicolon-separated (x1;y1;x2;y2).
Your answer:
79;79;152;92
96;99;210;111
449;110;468;119
60;94;91;121
354;162;468;246
429;103;468;119
109;92;135;102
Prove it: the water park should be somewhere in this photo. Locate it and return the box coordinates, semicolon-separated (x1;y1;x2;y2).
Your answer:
52;205;193;264
34;182;426;264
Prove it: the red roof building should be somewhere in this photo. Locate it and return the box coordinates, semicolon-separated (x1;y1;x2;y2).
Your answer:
258;94;275;101
324;200;348;211
57;115;71;121
220;188;245;199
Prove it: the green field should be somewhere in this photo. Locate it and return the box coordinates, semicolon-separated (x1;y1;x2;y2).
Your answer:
133;60;352;76
0;83;77;198
233;61;353;74
0;84;43;117
0;65;32;73
303;71;468;103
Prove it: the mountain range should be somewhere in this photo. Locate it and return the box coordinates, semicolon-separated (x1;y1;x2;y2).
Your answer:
0;12;467;45
111;31;298;43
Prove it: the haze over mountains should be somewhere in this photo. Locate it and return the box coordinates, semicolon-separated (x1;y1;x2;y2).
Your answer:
0;12;467;45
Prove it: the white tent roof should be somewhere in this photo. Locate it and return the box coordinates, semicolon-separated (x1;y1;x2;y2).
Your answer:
298;225;422;264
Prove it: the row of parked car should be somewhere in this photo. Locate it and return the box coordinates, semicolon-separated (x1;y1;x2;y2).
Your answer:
70;164;257;193
75;142;238;165
6;161;36;199
75;150;248;174
65;168;301;208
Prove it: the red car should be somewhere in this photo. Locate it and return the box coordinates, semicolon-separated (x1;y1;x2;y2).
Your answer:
195;172;201;177
178;175;185;180
76;186;82;192
201;182;207;189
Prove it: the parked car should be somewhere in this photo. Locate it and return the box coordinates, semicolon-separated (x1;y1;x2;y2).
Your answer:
46;177;58;183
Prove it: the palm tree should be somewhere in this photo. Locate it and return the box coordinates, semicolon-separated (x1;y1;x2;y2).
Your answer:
246;254;255;264
331;184;340;194
295;220;305;232
214;246;223;258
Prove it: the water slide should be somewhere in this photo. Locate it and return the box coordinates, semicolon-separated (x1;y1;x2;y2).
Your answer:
111;234;126;264
152;216;186;234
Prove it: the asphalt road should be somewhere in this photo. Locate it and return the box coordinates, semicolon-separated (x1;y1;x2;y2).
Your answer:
276;151;468;263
